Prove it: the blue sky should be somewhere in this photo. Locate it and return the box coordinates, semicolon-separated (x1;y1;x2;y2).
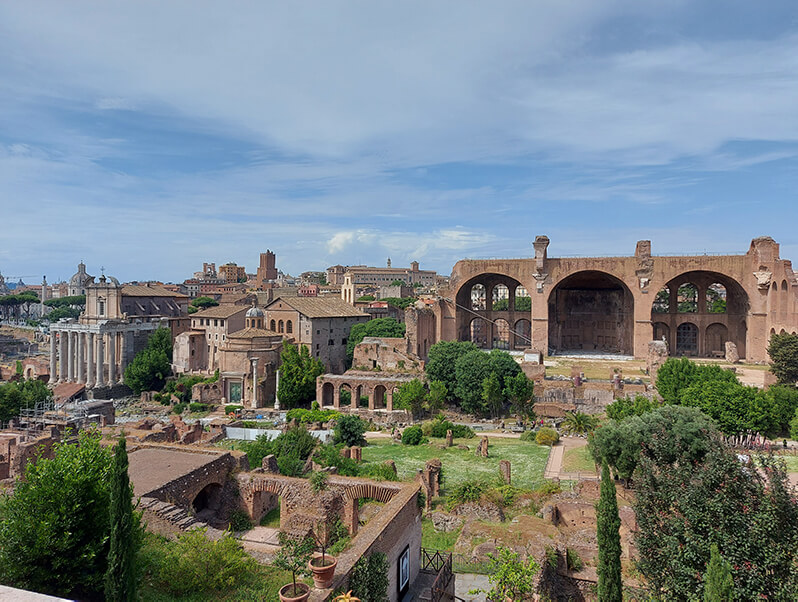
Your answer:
1;1;797;284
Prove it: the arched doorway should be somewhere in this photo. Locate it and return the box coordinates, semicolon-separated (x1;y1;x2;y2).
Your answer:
193;483;223;516
373;385;386;409
705;323;729;356
676;323;698;355
514;319;531;350
321;382;334;407
493;319;510;349
548;271;634;355
470;318;488;349
340;383;353;408
652;322;670;348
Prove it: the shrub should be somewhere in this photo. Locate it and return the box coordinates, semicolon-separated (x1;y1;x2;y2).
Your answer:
225;404;243;415
566;548;583;571
286;408;340;424
172;403;186;415
428;419;475;439
334;414;367;447
314;444;360;477
536;480;562;496
141;529;257;596
228;509;253;532
189;402;209;413
359;462;399;482
519;430;536;442
349;552;389;602
447;479;488;509
402;425;424;445
535;427;559;446
309;470;329;493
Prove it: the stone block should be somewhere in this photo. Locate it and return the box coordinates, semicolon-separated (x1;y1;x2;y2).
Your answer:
499;459;511;484
725;341;740;364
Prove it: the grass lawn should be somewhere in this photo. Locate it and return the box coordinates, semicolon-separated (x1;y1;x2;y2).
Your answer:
422;517;462;551
561;445;597;474
778;455;798;472
361;437;550;492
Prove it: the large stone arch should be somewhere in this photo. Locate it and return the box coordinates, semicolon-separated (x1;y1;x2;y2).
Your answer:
650;270;748;358
547;270;635;355
454;272;532;350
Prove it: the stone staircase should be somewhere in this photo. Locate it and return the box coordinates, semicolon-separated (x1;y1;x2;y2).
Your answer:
139;497;224;539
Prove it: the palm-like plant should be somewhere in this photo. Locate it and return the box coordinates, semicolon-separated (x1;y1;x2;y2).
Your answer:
333;592;361;602
561;411;599;435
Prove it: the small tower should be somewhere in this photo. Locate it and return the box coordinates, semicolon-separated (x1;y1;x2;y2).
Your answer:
387;257;392;268
245;303;265;329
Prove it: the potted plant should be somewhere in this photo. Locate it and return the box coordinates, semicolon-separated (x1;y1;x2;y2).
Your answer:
274;532;314;602
308;519;338;589
333;592;361;602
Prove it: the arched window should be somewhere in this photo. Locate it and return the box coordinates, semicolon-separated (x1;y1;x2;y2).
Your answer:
286;320;293;333
492;284;509;310
706;283;726;313
677;283;698;313
471;284;486;310
270;319;276;331
652;287;670;313
676;323;698;354
278;320;284;333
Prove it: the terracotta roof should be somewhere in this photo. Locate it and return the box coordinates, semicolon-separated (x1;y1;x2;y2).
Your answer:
122;285;188;298
53;382;86;404
267;296;368;319
192;304;248;319
227;327;282;339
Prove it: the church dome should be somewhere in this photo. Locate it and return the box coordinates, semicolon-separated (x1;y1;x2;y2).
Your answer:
246;305;264;318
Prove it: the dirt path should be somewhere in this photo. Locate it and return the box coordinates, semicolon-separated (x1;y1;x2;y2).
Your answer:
544;436;598;481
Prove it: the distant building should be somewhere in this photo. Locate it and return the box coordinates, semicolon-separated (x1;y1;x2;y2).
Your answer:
68;261;93;296
264;296;369;373
173;304;249;373
255;251;278;287
219;263;247;283
327;259;436;288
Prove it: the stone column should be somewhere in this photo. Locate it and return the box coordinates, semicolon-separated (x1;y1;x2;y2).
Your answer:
250;357;259;408
274;369;281;410
49;332;57;384
96;333;105;387
108;332;116;384
58;330;67;382
120;331;134;379
386;389;393;412
67;331;75;382
76;333;85;384
86;332;95;388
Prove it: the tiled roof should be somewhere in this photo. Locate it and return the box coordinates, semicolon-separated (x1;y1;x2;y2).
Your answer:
227;327;282;339
192;305;248;319
267;296;368;319
122;285;188;298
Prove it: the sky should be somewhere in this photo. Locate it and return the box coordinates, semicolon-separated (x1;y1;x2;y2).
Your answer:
1;1;798;284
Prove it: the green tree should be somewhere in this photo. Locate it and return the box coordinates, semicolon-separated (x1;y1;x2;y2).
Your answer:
504;372;535;423
381;296;416;309
491;296;531;312
426;340;479;401
346;318;405;366
656;357;739;404
357;295;375;302
272;533;314;598
596;461;622;601
766;385;798;434
0;430;114;598
478;546;539;601
562;411;599;435
454;350;492;414
768;332;798;384
425;380;447;414
278;342;325;408
334;414;367;447
481;372;504;419
349;552;389;602
0;378;52;424
394;378;427;418
190;296;219;310
123;328;173;394
44;294;86;309
105;438;141;602
605;394;658;420
703;543;734;601
634;449;798;599
791;408;798;441
389;279;405;286
680;380;777;436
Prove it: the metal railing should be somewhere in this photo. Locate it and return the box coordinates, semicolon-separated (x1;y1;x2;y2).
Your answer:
421;548;454;602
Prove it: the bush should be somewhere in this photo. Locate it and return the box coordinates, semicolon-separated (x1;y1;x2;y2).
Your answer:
228;509;253;532
225;404;243;415
566;548;583;571
286;408;340;424
142;529;258;596
519;430;536;442
334;414;367;447
447;479;488;509
240;426;318;473
189;402;209;413
402;425;424;445
535;428;559;446
428;418;475;439
359;462;399;482
172;403;186;415
314;444;360;477
536;480;562;496
349;552;389;602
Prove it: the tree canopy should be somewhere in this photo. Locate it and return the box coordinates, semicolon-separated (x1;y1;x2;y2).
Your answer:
190;296;219;310
278;342;325;409
0;378;51;424
768;332;798;385
346;318;405;366
425;340;478;402
123;328;173;394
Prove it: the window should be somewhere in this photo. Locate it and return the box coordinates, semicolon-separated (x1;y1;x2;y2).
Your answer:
278;320;284;333
220;319;224;327
286;320;293;333
317;329;320;334
98;298;105;317
342;338;347;345
214;319;218;327
328;339;334;346
316;344;320;350
270;319;276;330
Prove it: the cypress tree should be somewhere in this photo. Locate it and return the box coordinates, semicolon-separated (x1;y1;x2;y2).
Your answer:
104;437;138;601
703;543;734;601
596;460;622;601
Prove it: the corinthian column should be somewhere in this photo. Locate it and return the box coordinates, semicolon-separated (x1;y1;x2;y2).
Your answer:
76;333;85;384
58;330;67;382
86;332;95;388
108;332;116;384
96;334;105;387
49;332;57;384
67;331;75;382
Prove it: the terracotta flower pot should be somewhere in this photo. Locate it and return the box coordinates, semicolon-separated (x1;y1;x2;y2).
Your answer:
308;552;338;589
279;582;310;602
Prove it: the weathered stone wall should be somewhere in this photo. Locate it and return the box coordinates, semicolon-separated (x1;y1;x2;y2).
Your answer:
352;337;423;372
